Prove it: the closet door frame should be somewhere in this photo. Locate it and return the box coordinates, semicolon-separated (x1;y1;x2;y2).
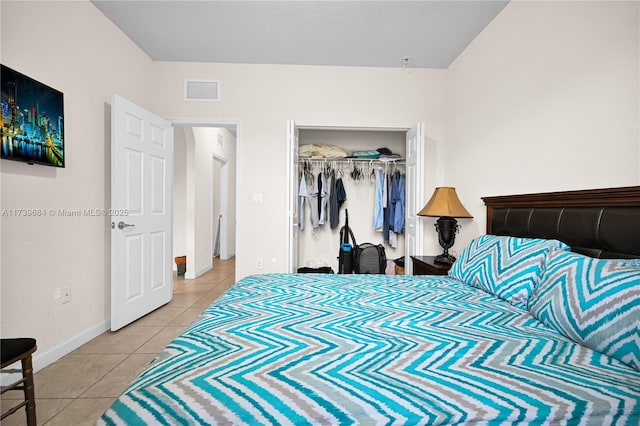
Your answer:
404;123;424;275
286;122;425;274
285;120;300;273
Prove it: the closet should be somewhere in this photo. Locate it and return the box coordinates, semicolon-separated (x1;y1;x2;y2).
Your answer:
286;122;425;275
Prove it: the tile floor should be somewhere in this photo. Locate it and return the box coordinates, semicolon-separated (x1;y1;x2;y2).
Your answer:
1;257;235;426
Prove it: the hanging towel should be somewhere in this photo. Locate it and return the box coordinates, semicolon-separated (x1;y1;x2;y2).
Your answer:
299;172;307;231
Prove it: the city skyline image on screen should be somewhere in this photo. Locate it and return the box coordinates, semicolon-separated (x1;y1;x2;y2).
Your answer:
1;64;64;167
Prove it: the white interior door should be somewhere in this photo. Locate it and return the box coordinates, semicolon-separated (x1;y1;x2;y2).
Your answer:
405;123;425;275
111;94;173;331
286;120;299;273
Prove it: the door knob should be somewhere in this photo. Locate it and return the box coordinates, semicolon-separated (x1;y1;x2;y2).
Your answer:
117;221;134;230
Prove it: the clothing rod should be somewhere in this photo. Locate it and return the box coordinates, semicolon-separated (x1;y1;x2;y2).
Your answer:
298;158;405;164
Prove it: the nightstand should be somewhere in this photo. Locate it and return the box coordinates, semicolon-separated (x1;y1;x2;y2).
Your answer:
411;256;452;276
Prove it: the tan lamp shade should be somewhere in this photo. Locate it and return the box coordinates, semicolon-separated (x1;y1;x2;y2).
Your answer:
418;187;473;218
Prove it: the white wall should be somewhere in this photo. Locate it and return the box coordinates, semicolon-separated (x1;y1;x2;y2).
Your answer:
0;1;154;368
446;0;640;254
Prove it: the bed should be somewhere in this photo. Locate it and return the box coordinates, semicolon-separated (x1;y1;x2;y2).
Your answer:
99;186;640;425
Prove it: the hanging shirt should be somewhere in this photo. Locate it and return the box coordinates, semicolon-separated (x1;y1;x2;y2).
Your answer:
383;173;393;242
299;172;307;231
374;168;384;231
392;171;405;233
329;171;338;229
382;170;388;209
317;172;323;221
330;174;347;229
308;174;319;234
336;178;347;208
389;230;398;249
319;172;328;225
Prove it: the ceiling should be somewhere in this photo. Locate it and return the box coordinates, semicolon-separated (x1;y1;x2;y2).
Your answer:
91;0;509;69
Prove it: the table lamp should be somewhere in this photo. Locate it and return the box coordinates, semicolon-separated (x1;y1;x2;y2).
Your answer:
418;187;473;265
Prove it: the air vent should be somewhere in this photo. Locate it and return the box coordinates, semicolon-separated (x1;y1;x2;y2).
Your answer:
184;79;220;101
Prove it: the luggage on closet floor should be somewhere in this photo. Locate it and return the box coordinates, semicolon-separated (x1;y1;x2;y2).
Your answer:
338;209;387;274
354;243;386;274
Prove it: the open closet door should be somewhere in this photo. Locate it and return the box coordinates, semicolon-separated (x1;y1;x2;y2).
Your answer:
405;123;425;275
286;120;299;273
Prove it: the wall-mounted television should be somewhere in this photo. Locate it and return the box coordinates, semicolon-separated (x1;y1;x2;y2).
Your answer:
1;64;65;167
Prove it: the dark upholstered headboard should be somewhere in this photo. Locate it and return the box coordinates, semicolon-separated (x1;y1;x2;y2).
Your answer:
482;186;640;259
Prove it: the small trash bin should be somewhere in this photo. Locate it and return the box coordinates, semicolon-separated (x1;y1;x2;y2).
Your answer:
175;256;186;277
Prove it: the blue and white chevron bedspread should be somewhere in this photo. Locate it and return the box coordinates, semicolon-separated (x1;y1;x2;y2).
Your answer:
99;274;640;425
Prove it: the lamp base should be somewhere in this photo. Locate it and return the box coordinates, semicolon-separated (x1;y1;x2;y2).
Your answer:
433;253;456;265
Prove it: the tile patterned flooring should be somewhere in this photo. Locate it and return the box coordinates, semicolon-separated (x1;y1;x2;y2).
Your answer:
1;257;235;426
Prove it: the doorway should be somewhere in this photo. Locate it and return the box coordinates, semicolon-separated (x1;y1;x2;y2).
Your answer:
286;122;425;275
172;120;239;279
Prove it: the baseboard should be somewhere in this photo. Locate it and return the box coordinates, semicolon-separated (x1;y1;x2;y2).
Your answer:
38;320;110;371
1;320;109;386
184;264;212;279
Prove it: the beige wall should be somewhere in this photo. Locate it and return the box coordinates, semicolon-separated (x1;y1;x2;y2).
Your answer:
446;0;640;253
192;127;237;275
149;62;447;277
1;0;638;372
0;1;155;369
173;129;188;260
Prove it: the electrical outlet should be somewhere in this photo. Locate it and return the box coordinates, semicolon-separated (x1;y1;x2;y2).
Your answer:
61;287;71;304
256;258;263;269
